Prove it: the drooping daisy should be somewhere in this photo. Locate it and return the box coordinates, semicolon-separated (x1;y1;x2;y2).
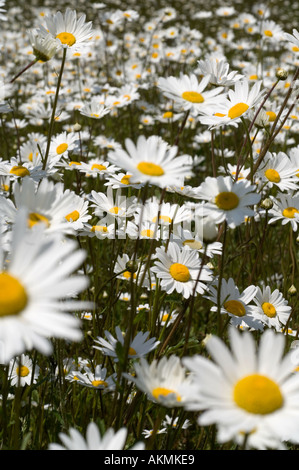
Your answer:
151;241;213;299
79;99;111;119
124;355;196;408
157;73;226;114
0;209;89;363
196;57;244;87
205;278;262;330
90;186;136;220
107;135;193;189
183;327;299;448
268;193;299;231
27;29;59;62
251;286;292;331
68;364;116;392
199;79;265;129
39;8;93;53
8;354;40;386
197;176;261;228
49;423;145;450
93;326;159;361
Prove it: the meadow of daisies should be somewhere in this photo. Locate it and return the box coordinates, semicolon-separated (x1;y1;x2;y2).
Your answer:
0;0;299;452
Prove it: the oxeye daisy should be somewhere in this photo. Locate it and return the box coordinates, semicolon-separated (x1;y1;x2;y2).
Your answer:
68;364;116;392
183;327;299;448
107;135;193;189
157;73;226;114
199;79;265;129
251;286;292;331
268;193;299;231
197;176;261;228
93;326;159;361
49;423;145;450
0;209;89;363
196;57;244;87
257;151;298;191
124;355;195;408
27;29;59;62
90;186;136;220
8;354;40;387
205;278;262;330
151;241;213;299
49;132;79;159
39;8;93;53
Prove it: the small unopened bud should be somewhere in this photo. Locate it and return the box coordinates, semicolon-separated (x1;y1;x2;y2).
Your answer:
126;260;139;273
276;68;288;81
196;215;219;244
73;123;82;132
261;198;273;210
288;285;297;296
296;235;299;245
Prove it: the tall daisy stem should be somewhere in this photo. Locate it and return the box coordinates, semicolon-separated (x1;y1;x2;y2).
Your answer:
10;59;38;84
42;48;67;170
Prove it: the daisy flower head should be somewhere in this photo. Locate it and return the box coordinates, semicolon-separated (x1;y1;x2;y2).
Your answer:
197;176;261;229
157;73;226;115
183;327;299;448
0;209;89;363
199;79;265;129
196;57;244;87
49;422;145;450
39;8;93;53
69;364;116;392
284;28;299;51
125;355;195;408
206;278;262;330
268;193;299;232
49;131;79;159
257;151;298;192
151;241;213;299
79;99;111;120
93;326;159;362
27;29;59;62
107;135;193;189
251;286;292;331
8;354;40;387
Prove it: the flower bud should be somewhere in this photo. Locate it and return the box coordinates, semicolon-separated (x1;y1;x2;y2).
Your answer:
126;260;139;273
276;68;288;81
260;198;273;210
288;285;297;296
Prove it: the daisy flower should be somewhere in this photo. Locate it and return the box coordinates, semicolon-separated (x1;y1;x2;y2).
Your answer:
27;29;59;62
206;278;262;330
157;73;226;114
0;157;45;183
114;253;149;286
261;20;284;41
151;241;213;299
268;193;299;231
79;99;111;119
196;57;244;87
0;209;89;363
48;131;79;159
68;364;116;392
183;327;299;448
107;135;193;189
199;79;265;129
8;354;40;387
251;286;292;331
197;176;261;228
93;326;159;361
257;151;298;192
49;423;145;450
39;8;93;53
124;355;195;408
90;186;136;220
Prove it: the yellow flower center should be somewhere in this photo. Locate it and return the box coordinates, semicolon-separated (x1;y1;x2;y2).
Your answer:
56;143;68;155
264;30;273;37
233;374;283;414
181;91;205;103
183;239;203;250
214;112;226;117
152;387;181;402
69;161;81;166
215;191;239;210
56;32;76;47
264;168;281;183
169;263;190;282
140;229;155;238
91;164;107;171
123;271;137;280
91;225;108;233
152;215;172;224
282;206;299;218
129;347;137;356
137;162;164;177
109;206;120;214
0;272;28;317
120;174;132;185
163;111;173;119
228;102;249;119
91;380;108;387
162;313;170;322
266;111;277;122
10;166;30;178
249;74;258;80
65;210;80;222
28;212;50;228
224;299;246;317
16;365;30;377
261;302;277;318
